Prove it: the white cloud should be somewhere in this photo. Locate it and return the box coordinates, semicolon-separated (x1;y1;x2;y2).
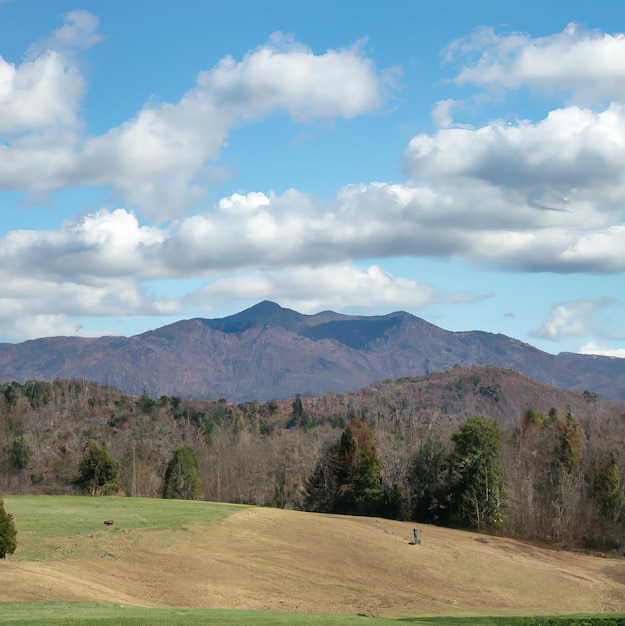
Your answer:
448;23;625;104
0;52;83;134
200;32;383;122
404;104;625;225
0;27;386;220
533;298;624;342
579;342;625;358
0;272;180;341
0;209;167;281
432;99;463;128
186;263;484;313
33;10;104;54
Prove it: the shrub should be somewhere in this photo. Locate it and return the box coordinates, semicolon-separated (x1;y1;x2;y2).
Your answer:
75;442;120;496
0;499;17;558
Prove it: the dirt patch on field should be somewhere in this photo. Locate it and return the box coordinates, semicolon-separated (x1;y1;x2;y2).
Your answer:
2;507;625;618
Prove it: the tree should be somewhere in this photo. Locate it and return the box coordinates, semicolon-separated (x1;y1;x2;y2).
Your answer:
559;410;583;472
10;437;31;470
304;417;388;517
594;458;625;524
163;447;202;500
75;442;120;496
409;437;448;524
448;416;507;533
0;499;17;558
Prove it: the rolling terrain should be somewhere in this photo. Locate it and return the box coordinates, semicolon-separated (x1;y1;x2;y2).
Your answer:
1;496;625;620
0;301;624;402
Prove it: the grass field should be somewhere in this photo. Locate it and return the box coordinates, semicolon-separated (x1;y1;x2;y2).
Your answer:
1;496;625;624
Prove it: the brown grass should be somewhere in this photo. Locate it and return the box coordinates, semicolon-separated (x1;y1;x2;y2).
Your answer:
2;507;625;618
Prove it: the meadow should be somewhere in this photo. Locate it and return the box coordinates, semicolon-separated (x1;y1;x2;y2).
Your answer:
1;496;624;625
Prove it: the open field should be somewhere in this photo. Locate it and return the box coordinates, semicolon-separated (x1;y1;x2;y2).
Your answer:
1;496;625;623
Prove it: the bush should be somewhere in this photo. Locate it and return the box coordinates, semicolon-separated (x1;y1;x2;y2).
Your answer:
75;442;120;496
0;499;17;558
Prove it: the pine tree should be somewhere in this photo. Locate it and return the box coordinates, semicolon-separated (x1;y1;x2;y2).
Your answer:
304;417;387;517
594;459;625;524
448;416;507;533
163;447;202;500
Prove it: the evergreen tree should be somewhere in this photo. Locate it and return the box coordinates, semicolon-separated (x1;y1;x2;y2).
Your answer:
304;417;388;517
0;499;17;558
10;437;31;470
163;447;202;500
594;458;625;524
560;410;583;472
75;442;120;496
448;416;507;533
409;437;448;524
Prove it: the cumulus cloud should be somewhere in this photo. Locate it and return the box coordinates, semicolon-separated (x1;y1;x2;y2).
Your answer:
0;273;180;341
404;104;625;224
447;23;625;103
2;18;625;347
0;26;386;220
0;209;167;281
0;52;83;134
533;298;624;342
186;263;484;313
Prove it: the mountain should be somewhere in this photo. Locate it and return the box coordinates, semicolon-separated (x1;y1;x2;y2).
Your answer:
0;300;624;402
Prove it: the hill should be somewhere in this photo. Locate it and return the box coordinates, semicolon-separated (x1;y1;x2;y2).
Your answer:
2;496;625;620
0;301;624;402
2;367;625;552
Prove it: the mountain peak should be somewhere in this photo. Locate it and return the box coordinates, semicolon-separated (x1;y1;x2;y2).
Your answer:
200;301;306;333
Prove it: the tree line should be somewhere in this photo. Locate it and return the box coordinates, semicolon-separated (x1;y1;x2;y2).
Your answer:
1;373;624;552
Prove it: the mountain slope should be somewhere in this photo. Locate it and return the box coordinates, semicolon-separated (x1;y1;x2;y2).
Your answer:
0;301;624;402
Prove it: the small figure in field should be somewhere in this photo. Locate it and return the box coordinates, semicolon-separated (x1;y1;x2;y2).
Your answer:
104;520;114;526
413;528;421;545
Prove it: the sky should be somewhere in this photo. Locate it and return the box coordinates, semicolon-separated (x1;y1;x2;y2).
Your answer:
0;0;624;358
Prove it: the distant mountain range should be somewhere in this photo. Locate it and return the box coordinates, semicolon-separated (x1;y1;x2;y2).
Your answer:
0;301;624;402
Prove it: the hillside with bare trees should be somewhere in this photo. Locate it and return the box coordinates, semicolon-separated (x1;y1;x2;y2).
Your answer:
1;366;625;551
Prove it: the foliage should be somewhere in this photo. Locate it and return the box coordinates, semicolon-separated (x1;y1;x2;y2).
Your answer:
0;498;17;557
75;442;120;496
448;416;507;532
409;438;448;524
593;459;625;523
10;437;31;470
304;417;389;517
163;447;202;500
137;394;156;415
523;408;545;431
559;411;583;472
286;396;309;429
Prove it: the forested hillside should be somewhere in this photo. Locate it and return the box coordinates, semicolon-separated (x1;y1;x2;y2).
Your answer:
1;366;624;552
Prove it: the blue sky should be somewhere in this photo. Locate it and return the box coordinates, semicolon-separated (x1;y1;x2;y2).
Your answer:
0;0;624;359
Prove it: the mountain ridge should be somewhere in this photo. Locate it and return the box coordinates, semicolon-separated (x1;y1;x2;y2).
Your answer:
0;301;623;402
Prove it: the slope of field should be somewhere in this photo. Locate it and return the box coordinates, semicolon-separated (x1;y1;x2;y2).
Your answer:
1;496;625;620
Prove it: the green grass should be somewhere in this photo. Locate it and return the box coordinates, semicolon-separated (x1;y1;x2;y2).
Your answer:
0;604;624;625
4;495;245;536
2;496;624;625
3;496;247;561
0;602;399;625
2;495;246;560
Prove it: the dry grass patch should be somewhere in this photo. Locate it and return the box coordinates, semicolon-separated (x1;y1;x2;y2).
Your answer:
1;497;625;619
